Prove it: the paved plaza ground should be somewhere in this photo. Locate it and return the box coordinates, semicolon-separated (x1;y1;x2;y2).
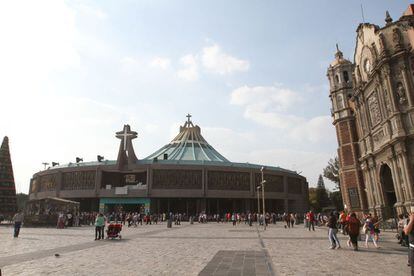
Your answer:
0;222;410;275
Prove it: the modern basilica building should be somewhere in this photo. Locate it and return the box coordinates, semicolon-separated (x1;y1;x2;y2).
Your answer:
28;115;308;215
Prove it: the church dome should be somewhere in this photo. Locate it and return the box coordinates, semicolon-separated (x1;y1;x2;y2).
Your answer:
144;115;229;162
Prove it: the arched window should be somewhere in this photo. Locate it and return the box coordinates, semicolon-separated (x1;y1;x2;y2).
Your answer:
335;74;339;84
343;71;349;83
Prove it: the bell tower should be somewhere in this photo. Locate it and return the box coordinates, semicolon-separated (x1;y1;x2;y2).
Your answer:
327;45;367;212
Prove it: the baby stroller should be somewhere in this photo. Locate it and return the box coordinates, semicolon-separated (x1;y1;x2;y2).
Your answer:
106;222;122;239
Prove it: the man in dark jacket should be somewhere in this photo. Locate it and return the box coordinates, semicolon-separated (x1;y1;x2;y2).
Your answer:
327;212;340;249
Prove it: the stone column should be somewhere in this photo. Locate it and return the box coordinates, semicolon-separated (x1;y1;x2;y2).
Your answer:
361;102;371;133
396;155;408;202
400;63;414;107
250;171;254;197
383;64;399;112
369;165;384;205
56;170;63;198
389;158;404;205
284;199;289;213
400;153;414;201
283;175;288;196
283;175;288;213
95;168;102;197
147;167;152;197
362;167;374;209
375;79;388;120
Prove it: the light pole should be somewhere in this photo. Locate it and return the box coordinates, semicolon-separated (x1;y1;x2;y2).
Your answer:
256;185;261;223
261;167;267;230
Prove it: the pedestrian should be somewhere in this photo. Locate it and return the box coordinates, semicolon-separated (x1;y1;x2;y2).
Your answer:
404;211;414;271
372;215;381;243
327;212;340;249
339;211;347;234
12;210;24;238
347;212;361;251
307;210;315;231
304;212;308;228
364;215;379;248
94;213;105;240
290;213;295;228
398;214;409;246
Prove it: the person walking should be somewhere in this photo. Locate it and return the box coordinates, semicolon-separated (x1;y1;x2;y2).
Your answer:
327;212;340;249
94;213;105;240
404;212;414;272
347;213;361;251
290;213;295;228
12;210;24;238
364;215;379;248
307;211;315;231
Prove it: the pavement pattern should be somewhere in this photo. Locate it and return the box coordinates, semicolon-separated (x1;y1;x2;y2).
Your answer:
0;222;410;275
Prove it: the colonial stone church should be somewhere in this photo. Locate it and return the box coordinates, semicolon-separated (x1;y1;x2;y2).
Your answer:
328;5;414;218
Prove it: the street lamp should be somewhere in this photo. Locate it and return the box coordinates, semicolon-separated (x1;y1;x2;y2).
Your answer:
261;166;267;230
256;185;261;222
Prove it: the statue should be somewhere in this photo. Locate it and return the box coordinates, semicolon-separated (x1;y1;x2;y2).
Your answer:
396;82;407;104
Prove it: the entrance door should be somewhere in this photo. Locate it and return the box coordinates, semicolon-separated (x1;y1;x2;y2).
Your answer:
106;204;143;213
380;164;397;217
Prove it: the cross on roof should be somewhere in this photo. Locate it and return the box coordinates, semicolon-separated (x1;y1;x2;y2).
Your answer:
186;113;192;123
116;125;137;151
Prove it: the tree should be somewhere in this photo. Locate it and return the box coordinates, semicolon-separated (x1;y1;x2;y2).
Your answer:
316;174;330;210
323;157;340;191
323;156;343;210
308;187;319;212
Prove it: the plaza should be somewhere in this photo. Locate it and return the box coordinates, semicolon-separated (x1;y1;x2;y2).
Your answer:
0;222;409;275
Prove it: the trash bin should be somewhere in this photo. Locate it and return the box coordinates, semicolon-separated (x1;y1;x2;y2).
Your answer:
190;216;194;224
167;219;172;228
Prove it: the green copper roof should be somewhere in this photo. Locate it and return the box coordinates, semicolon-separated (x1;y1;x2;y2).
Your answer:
145;115;229;162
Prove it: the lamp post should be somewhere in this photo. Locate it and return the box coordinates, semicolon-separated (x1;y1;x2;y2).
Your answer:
261;167;267;230
256;185;261;223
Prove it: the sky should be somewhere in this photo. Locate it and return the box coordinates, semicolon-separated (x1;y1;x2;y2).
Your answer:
0;0;412;193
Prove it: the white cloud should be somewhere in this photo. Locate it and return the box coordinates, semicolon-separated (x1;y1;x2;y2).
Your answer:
230;85;299;112
290;116;335;143
201;44;249;74
230;84;335;143
149;57;171;70
177;54;199;81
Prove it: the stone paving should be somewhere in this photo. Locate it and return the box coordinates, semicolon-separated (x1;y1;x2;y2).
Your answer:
0;222;410;275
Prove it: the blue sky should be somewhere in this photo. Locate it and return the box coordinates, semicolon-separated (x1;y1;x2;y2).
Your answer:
0;0;412;193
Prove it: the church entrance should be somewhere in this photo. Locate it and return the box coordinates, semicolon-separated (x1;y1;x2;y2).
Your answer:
380;164;397;218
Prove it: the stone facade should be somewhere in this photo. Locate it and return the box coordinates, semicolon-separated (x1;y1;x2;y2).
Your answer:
328;5;414;217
